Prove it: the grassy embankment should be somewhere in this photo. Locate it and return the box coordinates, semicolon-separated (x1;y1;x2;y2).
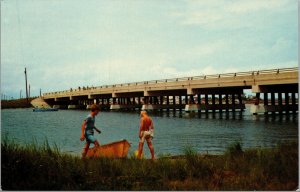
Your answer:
1;98;34;109
1;140;298;190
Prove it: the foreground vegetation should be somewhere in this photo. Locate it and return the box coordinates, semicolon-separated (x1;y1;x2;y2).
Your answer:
1;140;298;190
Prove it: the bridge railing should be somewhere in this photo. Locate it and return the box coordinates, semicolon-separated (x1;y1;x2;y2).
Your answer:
43;67;298;96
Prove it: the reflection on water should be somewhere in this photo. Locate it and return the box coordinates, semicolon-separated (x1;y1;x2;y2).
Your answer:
150;109;298;123
1;108;298;158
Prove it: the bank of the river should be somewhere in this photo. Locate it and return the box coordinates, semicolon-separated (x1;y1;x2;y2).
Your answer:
1;140;298;190
1;98;34;109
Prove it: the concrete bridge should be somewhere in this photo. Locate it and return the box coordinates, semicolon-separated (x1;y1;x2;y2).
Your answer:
42;67;298;114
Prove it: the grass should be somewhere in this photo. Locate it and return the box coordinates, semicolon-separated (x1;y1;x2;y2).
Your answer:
1;139;298;190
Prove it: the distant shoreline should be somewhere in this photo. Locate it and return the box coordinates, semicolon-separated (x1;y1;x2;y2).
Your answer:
1;98;34;109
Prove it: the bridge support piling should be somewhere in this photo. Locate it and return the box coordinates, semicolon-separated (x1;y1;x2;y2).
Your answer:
185;94;199;113
68;105;76;109
212;94;216;113
251;84;298;115
264;93;268;115
205;94;209;113
225;94;229;113
53;104;68;109
110;97;133;110
232;94;236;113
110;97;120;110
179;96;182;112
252;93;261;115
198;94;202;113
271;93;275;115
285;92;289;115
166;96;170;112
160;96;164;112
145;96;149;104
238;93;243;111
173;95;176;111
292;92;296;114
278;92;283;115
149;97;153;105
219;94;222;113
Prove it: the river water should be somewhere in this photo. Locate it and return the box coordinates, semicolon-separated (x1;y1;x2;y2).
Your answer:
1;107;298;158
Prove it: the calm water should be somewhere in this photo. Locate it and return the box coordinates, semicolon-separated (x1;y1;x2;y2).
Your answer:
1;107;298;158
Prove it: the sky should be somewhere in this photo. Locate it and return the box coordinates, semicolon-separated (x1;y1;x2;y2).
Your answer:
1;0;298;99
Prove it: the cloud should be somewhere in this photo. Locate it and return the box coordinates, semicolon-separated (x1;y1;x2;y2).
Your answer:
270;37;293;53
172;0;295;29
152;65;216;78
255;60;298;70
227;0;289;14
1;0;297;98
34;58;220;93
189;41;225;57
181;10;223;26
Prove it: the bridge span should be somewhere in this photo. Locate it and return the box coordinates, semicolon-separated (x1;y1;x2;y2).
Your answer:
41;67;298;114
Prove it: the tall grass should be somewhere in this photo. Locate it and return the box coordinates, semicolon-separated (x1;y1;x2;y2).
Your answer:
1;139;298;190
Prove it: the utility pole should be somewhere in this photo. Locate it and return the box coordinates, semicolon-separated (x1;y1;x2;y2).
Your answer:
29;84;30;98
20;90;22;99
24;68;29;103
40;88;42;97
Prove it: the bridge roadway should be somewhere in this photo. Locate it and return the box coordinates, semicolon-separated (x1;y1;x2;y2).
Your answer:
42;67;298;114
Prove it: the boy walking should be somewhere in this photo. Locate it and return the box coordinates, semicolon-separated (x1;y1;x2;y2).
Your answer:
80;104;101;158
137;110;155;160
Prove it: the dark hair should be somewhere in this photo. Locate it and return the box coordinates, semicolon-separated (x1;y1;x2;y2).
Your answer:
91;104;100;112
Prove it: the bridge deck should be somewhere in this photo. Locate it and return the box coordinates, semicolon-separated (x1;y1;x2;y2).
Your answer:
43;67;298;99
